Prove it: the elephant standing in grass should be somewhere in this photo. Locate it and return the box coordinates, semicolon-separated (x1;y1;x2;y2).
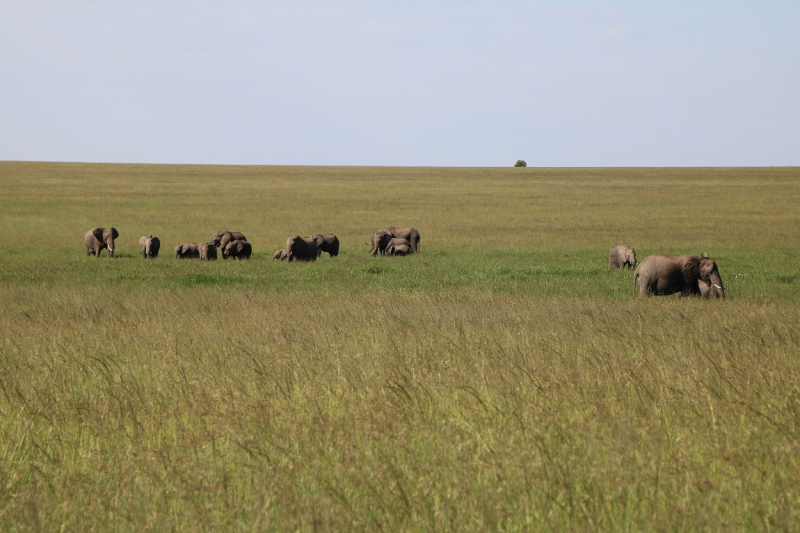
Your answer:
139;235;161;259
312;234;340;257
212;231;247;251
609;245;636;269
273;249;288;260
223;240;252;260
199;242;217;260
385;226;420;253
85;227;119;257
175;243;200;259
634;253;725;298
286;236;318;262
368;230;393;256
386;243;412;256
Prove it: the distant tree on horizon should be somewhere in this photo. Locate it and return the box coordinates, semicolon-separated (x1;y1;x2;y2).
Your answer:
514;160;527;167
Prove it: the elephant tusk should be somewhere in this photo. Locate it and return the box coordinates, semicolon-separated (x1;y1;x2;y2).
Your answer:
713;284;723;289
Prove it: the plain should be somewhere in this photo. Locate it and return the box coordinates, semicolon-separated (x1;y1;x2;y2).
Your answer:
1;162;799;530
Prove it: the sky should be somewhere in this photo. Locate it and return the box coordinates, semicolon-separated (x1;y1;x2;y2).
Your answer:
1;1;798;167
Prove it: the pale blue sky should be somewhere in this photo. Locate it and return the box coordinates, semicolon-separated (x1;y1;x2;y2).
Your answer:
1;1;798;166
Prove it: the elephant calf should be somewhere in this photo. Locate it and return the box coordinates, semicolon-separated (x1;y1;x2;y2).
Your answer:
386;243;412;256
139;235;161;259
273;249;288;260
199;242;217;260
223;240;252;260
609;244;636;269
175;243;200;259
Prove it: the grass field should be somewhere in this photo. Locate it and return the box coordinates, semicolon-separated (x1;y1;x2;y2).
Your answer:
1;162;799;530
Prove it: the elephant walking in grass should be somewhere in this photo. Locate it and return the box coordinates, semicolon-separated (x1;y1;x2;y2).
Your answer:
286;236;318;262
385;226;420;253
212;231;247;251
609;245;636;269
312;234;340;257
139;235;161;259
368;230;393;256
273;249;288;260
85;227;119;257
175;243;200;259
223;240;252;260
199;242;217;260
386;243;412;256
634;253;725;298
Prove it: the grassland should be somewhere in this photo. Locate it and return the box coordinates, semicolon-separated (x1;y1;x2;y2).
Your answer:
1;162;799;530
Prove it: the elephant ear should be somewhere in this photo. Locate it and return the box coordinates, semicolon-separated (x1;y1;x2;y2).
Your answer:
106;227;119;239
682;255;701;287
92;227;104;241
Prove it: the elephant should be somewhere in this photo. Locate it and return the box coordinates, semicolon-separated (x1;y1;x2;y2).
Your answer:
139;235;161;259
286;236;318;262
85;227;119;257
199;242;217;261
212;231;247;251
312;234;340;257
634;253;725;298
175;243;200;259
367;230;393;256
386;243;412;256
385;226;420;253
609;245;636;269
273;249;288;260
223;240;252;260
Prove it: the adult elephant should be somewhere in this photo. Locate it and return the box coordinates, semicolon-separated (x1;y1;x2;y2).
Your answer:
212;231;247;251
385;227;420;253
312;234;340;257
634;253;725;298
175;243;200;259
609;245;636;269
223;240;252;260
85;227;119;257
286;236;318;262
139;235;161;259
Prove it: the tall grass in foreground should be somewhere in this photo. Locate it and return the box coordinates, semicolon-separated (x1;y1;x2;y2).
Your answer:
1;288;799;530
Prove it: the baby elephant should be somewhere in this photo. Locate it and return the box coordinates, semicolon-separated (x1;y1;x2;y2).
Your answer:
139;235;161;259
175;243;200;259
199;242;217;260
386;243;412;256
273;249;288;261
224;240;252;259
609;245;636;269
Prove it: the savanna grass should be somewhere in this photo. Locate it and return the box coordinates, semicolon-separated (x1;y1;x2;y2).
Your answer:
1;162;799;530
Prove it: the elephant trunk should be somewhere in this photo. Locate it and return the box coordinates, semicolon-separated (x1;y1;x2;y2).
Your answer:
106;238;115;257
710;272;725;299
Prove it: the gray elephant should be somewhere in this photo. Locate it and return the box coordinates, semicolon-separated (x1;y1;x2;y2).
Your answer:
698;253;725;298
609;245;636;269
386;243;412;256
634;253;725;298
175;243;200;259
223;240;252;260
286;236;318;262
212;231;247;251
139;235;161;259
199;242;217;261
385;226;420;253
312;234;340;257
273;249;288;260
85;227;119;257
368;230;393;256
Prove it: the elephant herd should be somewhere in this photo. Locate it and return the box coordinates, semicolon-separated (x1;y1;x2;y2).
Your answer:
85;228;725;299
609;244;726;299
